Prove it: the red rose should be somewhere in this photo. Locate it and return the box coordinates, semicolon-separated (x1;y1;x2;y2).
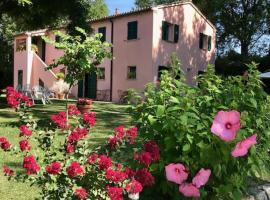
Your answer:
75;187;88;200
67;128;88;143
0;137;11;151
50;112;70;129
106;186;123;200
125;167;136;178
2;166;14;176
135;168;155;187
125;180;143;194
105;168;127;183
19;125;32;137
19;140;31;151
98;155;112;170
134;151;152;166
66;161;84;178
68;105;81;116
66;143;75;153
87;153;98;164
82;112;96;127
144;140;160;161
126;127;138;144
23;155;40;175
45;162;62;175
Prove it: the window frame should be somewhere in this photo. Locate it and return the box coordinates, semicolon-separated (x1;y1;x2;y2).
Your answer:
98;27;107;42
127;21;138;40
97;67;106;80
127;66;137;80
162;21;179;43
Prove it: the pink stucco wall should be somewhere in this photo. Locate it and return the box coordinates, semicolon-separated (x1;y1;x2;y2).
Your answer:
152;3;216;85
110;11;154;101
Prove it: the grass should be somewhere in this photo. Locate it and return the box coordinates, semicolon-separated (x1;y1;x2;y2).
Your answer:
0;96;131;199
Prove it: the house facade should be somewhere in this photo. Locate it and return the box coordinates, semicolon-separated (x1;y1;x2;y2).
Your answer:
13;1;216;102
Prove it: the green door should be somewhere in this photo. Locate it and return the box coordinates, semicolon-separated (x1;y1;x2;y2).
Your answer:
85;72;97;99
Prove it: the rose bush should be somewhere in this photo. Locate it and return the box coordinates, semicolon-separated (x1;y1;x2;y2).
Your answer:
2;91;159;200
130;61;270;199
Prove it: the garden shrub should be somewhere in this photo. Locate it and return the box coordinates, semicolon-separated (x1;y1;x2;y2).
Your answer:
1;91;160;200
130;61;270;199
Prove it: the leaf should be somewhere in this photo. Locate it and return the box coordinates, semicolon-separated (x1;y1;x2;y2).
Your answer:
156;105;165;116
182;144;190;152
147;115;156;125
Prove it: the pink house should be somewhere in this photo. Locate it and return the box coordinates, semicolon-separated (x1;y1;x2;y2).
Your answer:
13;1;216;102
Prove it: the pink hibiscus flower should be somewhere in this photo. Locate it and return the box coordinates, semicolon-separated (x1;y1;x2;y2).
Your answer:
231;134;257;157
192;168;211;188
165;163;188;185
211;111;241;142
179;183;200;198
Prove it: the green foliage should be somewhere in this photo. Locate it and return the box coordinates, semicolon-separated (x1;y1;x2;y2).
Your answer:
131;57;270;199
43;27;112;88
56;72;65;80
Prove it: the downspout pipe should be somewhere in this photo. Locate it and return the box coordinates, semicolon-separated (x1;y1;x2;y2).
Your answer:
110;19;114;101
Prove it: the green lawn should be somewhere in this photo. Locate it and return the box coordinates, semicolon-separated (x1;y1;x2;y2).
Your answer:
0;97;131;199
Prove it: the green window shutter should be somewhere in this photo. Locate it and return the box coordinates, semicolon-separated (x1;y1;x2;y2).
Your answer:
199;33;204;49
98;27;106;42
208;36;212;51
78;79;84;98
162;21;169;41
174;24;179;43
128;21;138;40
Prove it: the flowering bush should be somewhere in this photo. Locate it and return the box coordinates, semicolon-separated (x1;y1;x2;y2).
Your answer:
1;99;160;200
6;87;36;127
131;62;270;199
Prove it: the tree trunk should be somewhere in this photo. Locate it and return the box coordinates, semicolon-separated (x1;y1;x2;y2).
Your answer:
241;42;249;57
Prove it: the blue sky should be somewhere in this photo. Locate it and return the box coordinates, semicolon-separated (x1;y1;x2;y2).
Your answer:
106;0;135;15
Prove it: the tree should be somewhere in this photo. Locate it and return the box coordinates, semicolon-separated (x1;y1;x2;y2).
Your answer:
43;27;112;120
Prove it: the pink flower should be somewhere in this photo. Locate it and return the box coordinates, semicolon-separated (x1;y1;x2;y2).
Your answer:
165;163;188;185
3;166;14;176
19;125;32;137
211;110;241;142
231;134;257;157
192;168;211;188
66;161;84;178
23;155;40;175
99;155;112;170
179;183;200;198
106;186;123;200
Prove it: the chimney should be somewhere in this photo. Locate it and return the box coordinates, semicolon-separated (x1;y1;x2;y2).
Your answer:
115;8;120;15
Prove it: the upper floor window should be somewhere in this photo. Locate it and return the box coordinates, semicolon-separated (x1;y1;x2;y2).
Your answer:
127;66;137;79
127;21;138;40
162;21;179;43
98;27;106;42
97;67;105;80
16;39;26;52
199;33;212;51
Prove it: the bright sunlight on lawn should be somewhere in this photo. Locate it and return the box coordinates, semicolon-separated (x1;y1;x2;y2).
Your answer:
0;96;131;200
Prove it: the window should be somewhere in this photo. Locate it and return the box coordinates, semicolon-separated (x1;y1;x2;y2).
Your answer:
97;68;105;80
98;27;106;42
16;39;26;52
127;21;138;40
55;35;61;43
18;70;23;88
162;21;179;43
39;78;45;87
158;66;169;80
199;33;212;51
127;66;136;79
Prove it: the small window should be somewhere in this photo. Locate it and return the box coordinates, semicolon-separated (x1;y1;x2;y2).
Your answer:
55;35;61;43
127;66;136;79
98;27;106;42
39;78;45;87
16;39;26;52
97;68;105;80
199;33;212;51
162;21;179;43
18;70;23;88
158;66;169;80
127;21;138;40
